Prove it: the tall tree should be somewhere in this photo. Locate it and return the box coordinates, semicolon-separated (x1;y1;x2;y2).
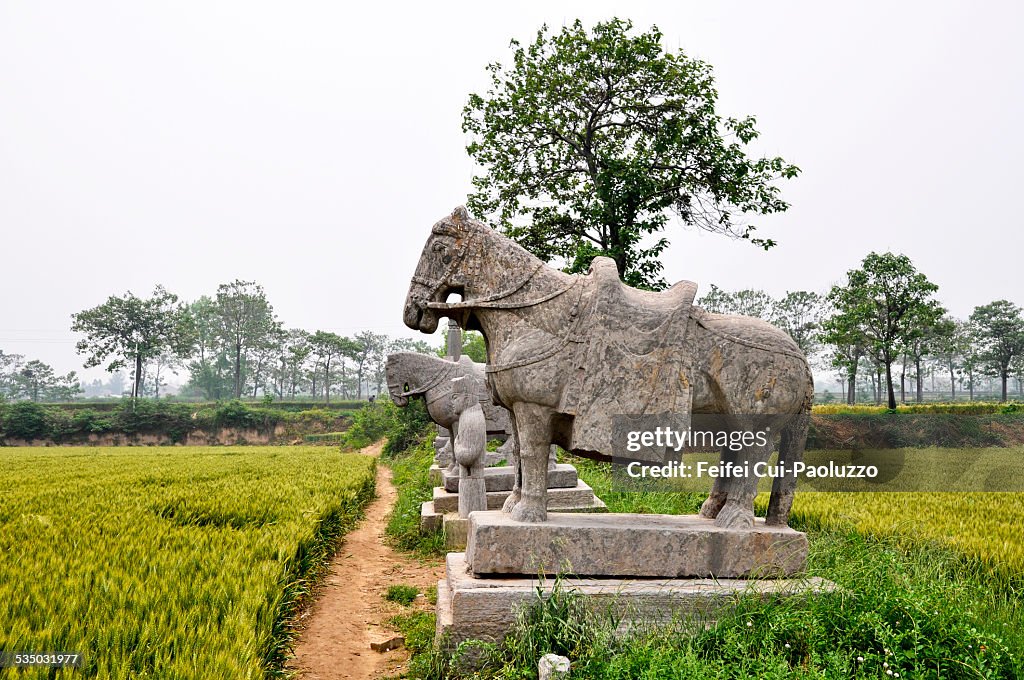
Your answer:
771;291;824;358
71;285;189;402
308;331;359;404
905;316;955;402
969;300;1024;402
934;318;970;401
213;280;278;399
823;253;944;409
463;18;799;289
183;297;231;400
351;331;387;399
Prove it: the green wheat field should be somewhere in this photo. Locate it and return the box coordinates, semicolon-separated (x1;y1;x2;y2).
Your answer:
0;446;376;679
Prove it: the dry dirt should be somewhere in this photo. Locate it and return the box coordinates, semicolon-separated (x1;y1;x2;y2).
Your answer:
286;442;444;679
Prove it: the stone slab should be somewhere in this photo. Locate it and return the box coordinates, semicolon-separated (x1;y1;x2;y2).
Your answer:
443;464;578;493
444;515;470;550
420;501;442;534
466;512;808;578
429;465;443;486
432;481;603;514
437;552;834;648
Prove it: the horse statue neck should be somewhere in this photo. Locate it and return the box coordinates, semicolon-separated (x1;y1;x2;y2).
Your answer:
460;223;575;306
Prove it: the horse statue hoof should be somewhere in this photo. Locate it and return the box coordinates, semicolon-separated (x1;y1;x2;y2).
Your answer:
713;503;754;530
510;502;547;524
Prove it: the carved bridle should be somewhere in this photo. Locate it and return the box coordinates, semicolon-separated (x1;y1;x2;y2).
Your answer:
387;359;459;400
414;220;579;314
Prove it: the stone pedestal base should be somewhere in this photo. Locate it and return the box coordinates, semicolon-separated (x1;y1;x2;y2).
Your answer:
437;552;834;649
433;480;606;514
442;464;578;493
420;482;608;550
467;511;808;578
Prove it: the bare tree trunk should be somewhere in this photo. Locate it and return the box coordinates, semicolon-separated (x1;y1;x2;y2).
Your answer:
949;362;956;401
234;343;243;399
885;359;897;410
916;357;923;403
134;352;143;406
324;357;332;405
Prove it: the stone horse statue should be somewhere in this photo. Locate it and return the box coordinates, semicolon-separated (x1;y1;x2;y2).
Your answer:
403;207;813;529
385;352;518;471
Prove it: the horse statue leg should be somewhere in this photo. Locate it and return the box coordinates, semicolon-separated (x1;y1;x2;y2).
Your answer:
508;401;553;523
500;418;522;513
766;413;808;526
714;438;774;530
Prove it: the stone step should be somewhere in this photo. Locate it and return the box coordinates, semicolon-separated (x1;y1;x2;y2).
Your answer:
466;511;808;578
438;552;834;651
442;464;578;493
431;480;601;514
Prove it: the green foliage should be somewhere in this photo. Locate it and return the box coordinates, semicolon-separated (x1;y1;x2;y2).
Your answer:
970;300;1024;401
339;400;395;450
384;584;420;606
388;610;437;656
71;285;191;401
822;252;945;409
212;399;277;429
0;401;49;441
0;399;348;444
463;18;798;289
383;435;445;556
0;446;376;678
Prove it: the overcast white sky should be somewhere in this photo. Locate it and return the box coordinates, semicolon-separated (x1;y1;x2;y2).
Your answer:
1;1;1021;381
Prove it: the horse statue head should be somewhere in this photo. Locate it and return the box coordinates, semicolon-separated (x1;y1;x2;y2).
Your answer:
402;206;542;334
385;351;456;407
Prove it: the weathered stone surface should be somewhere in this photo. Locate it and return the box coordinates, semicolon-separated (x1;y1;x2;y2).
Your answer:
458;477;487;519
444;464;577;493
403;206;815;527
437;553;835;649
539;654;570;680
466;511;808;578
429;465;443;486
388;353;512;435
443;515;469;550
432;481;604;514
420;501;442;534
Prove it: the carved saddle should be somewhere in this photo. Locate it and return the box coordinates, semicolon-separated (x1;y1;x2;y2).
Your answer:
558;257;698;458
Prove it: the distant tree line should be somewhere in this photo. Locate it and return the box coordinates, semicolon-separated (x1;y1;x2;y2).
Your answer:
0;352;81;402
700;252;1024;407
36;279;433;404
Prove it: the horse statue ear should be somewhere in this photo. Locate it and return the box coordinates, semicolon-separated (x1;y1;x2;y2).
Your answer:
452;206;469;223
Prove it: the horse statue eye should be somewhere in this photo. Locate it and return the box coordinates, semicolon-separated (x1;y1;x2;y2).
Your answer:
433;243;446;253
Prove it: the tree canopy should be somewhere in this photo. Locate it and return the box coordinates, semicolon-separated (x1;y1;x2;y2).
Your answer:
71;285;190;401
821;252;944;409
463;18;799;289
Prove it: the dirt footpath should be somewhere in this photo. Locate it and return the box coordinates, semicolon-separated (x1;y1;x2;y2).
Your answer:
287;442;444;679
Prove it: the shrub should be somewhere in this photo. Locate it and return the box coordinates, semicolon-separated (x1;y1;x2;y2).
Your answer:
1;401;49;441
71;408;114;434
213;400;277;430
340;400;398;450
